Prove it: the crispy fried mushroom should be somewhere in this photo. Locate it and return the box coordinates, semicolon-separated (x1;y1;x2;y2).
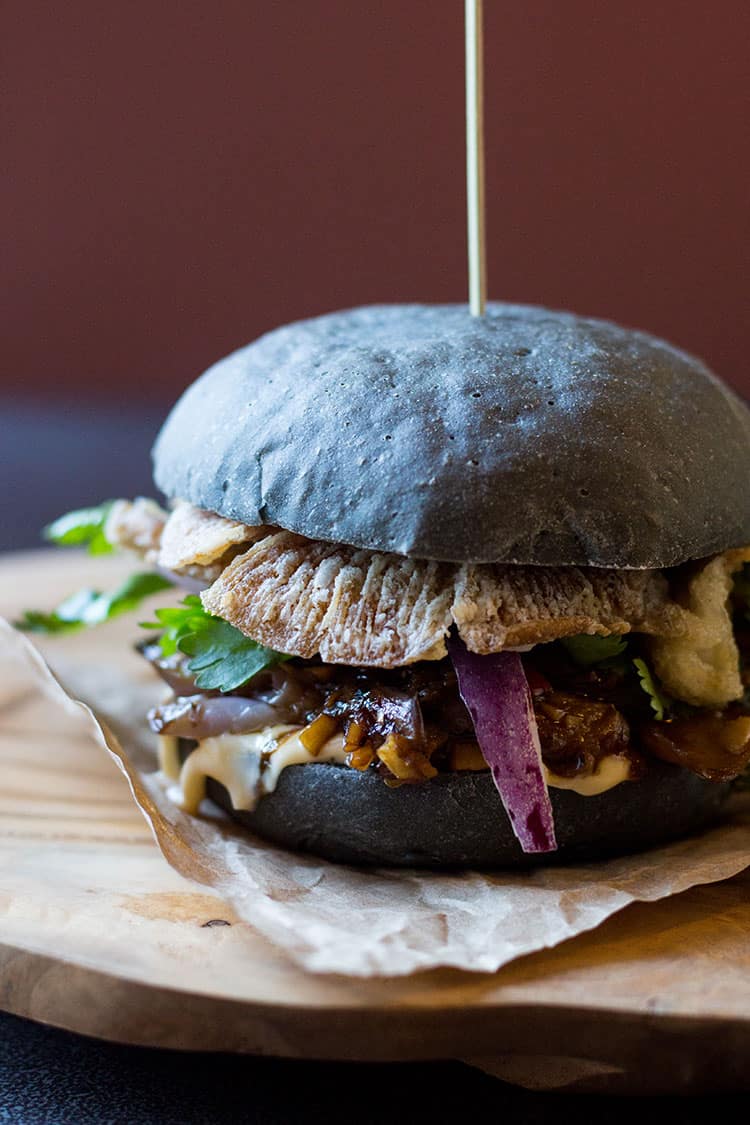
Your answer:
107;496;750;706
104;498;167;560
201;532;456;665
452;563;683;652
157;500;266;573
200;528;733;680
649;547;750;707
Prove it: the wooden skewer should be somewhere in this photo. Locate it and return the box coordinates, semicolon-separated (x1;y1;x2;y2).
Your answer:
465;0;487;316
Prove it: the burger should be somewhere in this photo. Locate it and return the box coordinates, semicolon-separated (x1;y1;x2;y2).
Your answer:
26;303;750;867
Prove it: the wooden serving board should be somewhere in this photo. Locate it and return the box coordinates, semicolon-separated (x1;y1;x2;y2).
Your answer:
2;550;750;1093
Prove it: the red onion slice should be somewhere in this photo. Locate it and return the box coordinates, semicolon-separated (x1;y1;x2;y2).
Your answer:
448;636;557;854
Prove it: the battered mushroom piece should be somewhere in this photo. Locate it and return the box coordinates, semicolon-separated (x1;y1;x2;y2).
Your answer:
649;547;750;708
201;530;688;670
452;562;681;650
104;498;167;560
201;531;455;667
157;500;267;572
108;492;750;715
105;498;267;583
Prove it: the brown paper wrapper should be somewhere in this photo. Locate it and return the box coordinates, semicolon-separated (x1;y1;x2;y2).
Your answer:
3;613;750;978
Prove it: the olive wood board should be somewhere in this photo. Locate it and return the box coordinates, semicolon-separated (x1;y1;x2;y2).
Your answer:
2;549;750;1094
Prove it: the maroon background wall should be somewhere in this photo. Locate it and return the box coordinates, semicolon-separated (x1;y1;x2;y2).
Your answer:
4;1;749;403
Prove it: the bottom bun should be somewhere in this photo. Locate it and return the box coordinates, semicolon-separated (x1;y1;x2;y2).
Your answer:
180;741;733;868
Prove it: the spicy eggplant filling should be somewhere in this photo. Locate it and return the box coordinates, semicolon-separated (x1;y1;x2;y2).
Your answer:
144;626;750;797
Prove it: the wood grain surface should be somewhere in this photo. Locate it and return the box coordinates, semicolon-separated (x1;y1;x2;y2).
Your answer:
2;550;750;1092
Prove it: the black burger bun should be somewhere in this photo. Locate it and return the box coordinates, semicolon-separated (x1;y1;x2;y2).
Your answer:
183;743;732;868
153;303;750;568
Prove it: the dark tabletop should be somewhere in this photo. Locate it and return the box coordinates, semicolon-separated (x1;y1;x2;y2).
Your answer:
0;1011;525;1125
1;396;748;1114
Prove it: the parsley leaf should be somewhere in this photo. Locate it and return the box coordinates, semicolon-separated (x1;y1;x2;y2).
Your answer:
44;502;116;556
633;657;669;721
140;595;207;655
560;634;670;719
141;596;288;692
17;573;173;633
560;634;628;668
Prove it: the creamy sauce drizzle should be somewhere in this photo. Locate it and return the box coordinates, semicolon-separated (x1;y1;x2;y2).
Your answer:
169;725;347;815
544;755;632;796
157;734;182;781
160;725;631;814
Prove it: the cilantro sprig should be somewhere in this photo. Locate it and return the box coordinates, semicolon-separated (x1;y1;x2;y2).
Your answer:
633;657;669;721
560;633;669;720
17;573;173;634
560;634;627;668
141;595;288;692
43;502;116;556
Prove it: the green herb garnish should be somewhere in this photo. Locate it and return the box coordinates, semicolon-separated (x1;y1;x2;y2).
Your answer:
43;502;116;556
141;595;288;692
560;634;628;668
559;633;668;720
17;572;174;634
633;657;669;721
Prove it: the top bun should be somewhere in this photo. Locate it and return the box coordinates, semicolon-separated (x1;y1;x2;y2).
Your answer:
152;303;750;568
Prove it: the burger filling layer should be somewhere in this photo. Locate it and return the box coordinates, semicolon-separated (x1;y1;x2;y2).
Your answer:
25;497;750;856
144;629;750;815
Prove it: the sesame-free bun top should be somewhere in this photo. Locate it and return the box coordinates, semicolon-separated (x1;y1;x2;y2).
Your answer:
152;303;750;568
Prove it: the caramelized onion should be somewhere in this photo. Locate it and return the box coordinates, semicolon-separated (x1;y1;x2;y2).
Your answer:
639;713;750;781
139;641;200;697
148;695;281;738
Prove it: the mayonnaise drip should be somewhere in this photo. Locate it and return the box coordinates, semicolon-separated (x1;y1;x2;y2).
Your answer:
160;724;631;815
544;755;632;796
170;725;347;815
157;734;181;781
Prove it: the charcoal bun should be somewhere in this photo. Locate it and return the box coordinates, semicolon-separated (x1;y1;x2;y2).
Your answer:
191;749;732;868
153;303;750;567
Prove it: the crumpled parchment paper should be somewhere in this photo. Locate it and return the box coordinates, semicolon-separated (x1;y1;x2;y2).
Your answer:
3;615;750;978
